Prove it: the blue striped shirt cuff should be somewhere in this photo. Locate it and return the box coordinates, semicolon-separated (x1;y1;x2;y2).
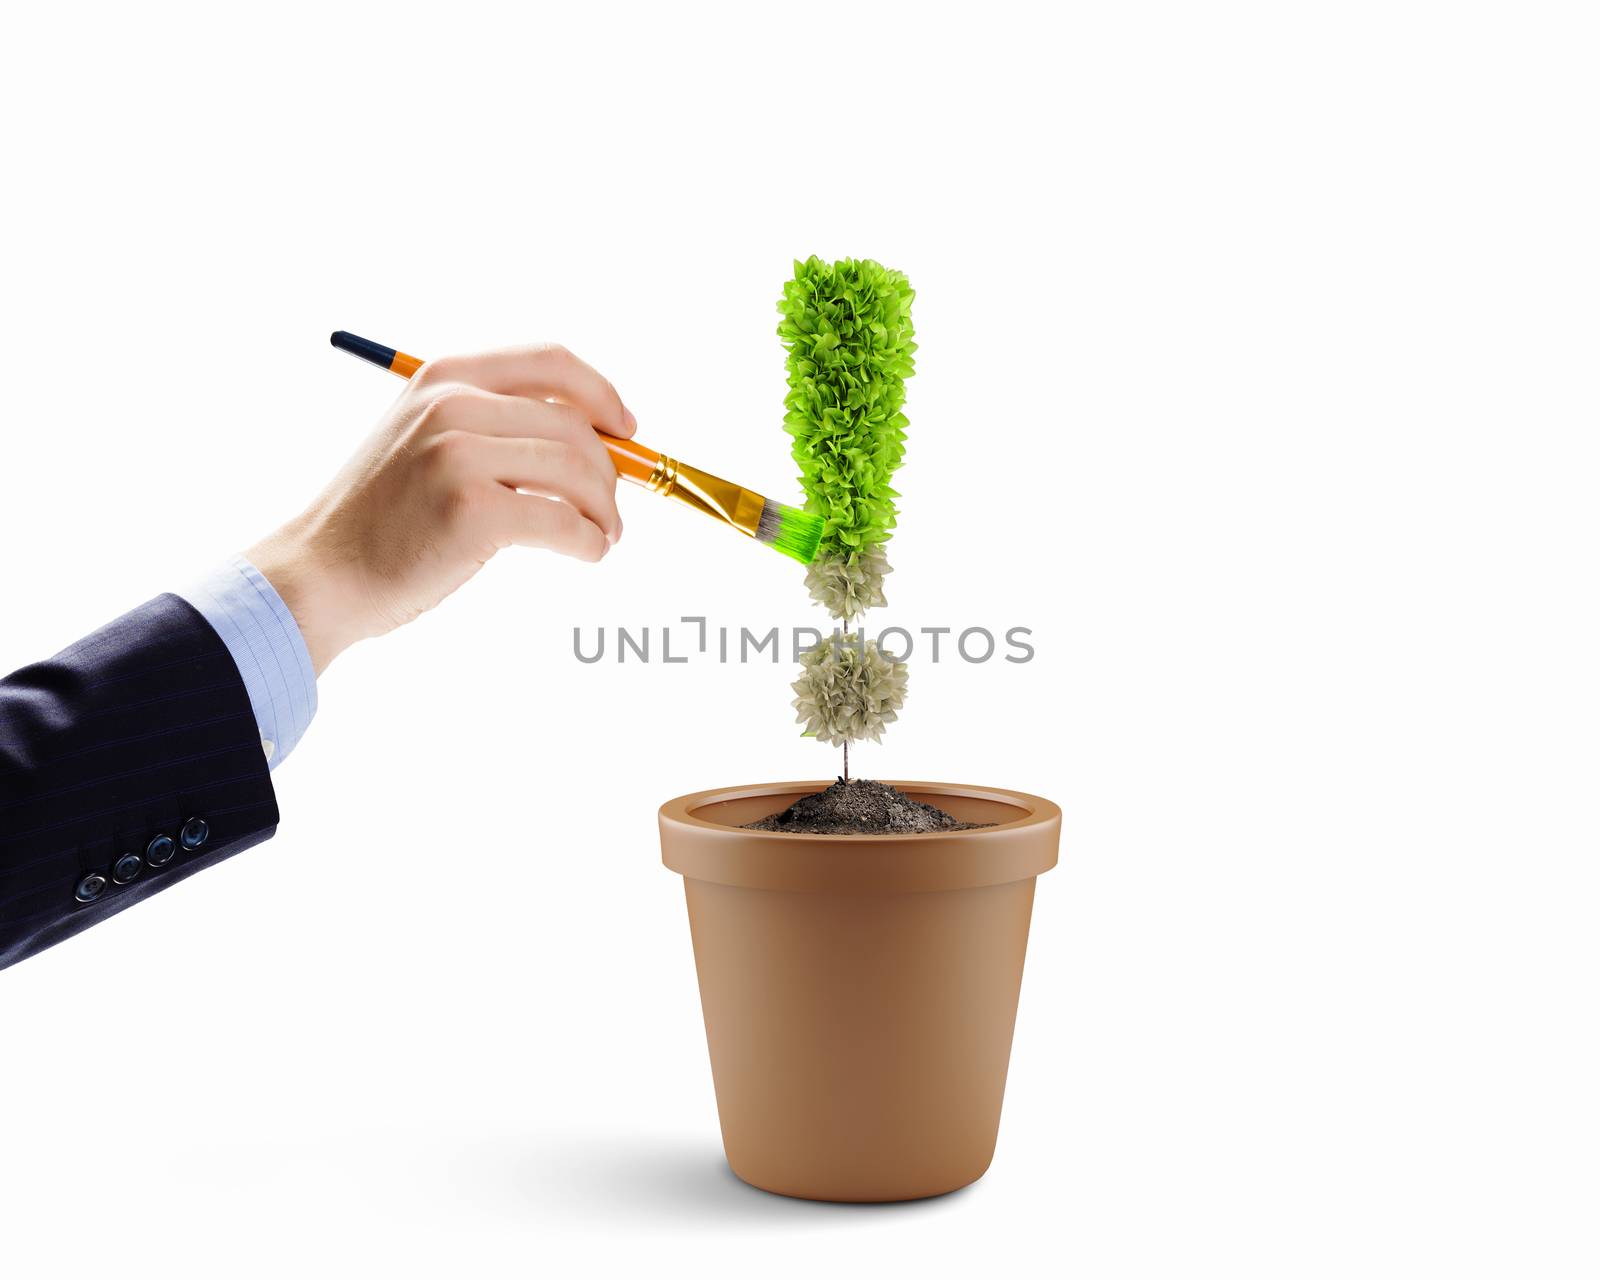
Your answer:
180;555;317;771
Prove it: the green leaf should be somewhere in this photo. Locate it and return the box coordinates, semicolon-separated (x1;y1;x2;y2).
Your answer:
776;256;915;562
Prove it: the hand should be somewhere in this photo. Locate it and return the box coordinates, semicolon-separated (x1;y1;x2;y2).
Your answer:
248;344;635;674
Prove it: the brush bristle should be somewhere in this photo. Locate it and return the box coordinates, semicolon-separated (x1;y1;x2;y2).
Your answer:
756;500;824;564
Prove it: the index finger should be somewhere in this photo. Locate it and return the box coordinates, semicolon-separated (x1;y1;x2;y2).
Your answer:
420;343;636;437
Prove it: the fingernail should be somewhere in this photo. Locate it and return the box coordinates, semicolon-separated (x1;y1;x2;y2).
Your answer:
622;405;637;433
609;521;623;545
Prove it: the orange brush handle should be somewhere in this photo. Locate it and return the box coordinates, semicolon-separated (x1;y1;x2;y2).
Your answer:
387;346;661;487
599;433;663;486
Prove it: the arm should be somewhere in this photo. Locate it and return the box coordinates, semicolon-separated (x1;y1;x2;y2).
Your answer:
0;595;278;968
0;343;633;969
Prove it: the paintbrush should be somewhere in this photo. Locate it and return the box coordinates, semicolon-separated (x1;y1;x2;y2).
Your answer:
329;330;823;565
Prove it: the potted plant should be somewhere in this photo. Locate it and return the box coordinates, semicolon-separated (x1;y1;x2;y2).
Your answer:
659;257;1060;1203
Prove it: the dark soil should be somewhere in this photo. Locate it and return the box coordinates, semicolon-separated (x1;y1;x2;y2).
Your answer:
743;779;992;835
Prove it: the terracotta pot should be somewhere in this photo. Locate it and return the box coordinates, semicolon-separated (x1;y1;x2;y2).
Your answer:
659;780;1061;1203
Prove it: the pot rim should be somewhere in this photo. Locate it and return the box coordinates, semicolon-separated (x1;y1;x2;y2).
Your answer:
659;780;1061;893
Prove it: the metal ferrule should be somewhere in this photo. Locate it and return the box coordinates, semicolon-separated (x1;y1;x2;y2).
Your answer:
646;454;765;538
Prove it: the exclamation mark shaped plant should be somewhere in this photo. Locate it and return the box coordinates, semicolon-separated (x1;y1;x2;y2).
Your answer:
779;256;915;780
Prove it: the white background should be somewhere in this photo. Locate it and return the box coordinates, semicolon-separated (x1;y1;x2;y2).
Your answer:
2;2;1596;1276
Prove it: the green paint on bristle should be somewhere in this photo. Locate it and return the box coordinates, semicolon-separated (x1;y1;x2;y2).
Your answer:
777;257;916;576
771;505;824;564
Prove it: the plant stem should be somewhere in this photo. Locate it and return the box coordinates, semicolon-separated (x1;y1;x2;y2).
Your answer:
843;740;850;783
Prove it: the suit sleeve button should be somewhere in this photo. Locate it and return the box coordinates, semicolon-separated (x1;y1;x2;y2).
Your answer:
75;873;108;903
112;853;144;884
180;817;210;850
146;834;176;867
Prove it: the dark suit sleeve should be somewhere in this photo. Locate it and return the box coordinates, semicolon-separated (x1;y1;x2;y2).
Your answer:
0;594;279;969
